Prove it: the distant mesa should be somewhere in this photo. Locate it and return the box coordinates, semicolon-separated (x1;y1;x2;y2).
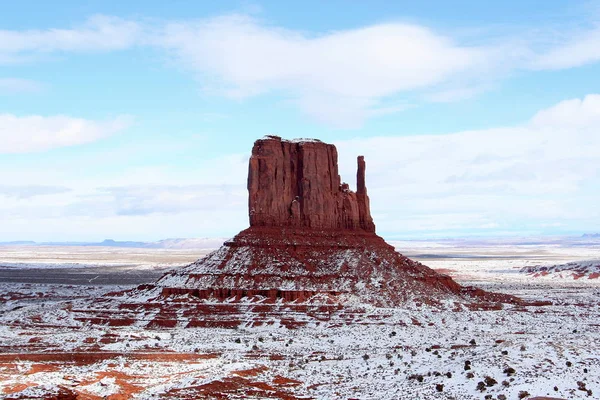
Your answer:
150;135;521;308
522;259;600;280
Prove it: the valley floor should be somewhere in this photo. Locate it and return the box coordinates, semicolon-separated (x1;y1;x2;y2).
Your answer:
0;243;598;399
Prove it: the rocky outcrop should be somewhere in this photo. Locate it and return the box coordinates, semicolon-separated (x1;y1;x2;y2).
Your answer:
248;135;374;232
149;135;521;309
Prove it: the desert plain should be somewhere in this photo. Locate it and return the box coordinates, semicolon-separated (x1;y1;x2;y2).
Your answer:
0;238;598;399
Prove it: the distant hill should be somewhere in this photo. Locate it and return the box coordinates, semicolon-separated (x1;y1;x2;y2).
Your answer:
0;238;226;250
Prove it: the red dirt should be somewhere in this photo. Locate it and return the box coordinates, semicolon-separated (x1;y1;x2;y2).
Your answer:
160;376;303;400
272;375;303;387
232;365;269;377
2;383;36;395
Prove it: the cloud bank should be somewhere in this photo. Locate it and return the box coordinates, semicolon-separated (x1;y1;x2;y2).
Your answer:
2;95;598;239
160;15;492;127
2;13;600;126
0;114;133;154
335;94;600;235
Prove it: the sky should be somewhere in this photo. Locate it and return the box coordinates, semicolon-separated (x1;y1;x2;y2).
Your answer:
0;0;599;241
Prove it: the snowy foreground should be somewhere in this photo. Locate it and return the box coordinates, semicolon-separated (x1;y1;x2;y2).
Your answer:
0;243;599;399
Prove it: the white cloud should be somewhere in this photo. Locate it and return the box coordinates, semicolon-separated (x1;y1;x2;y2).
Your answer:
0;15;142;63
0;114;133;154
1;95;598;240
159;15;493;127
530;25;600;70
0;185;70;199
2;13;600;127
0;78;43;93
334;94;600;235
73;184;246;217
155;13;600;127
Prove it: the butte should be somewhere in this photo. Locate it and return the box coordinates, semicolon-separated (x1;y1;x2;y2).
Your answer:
88;136;527;329
152;136;518;308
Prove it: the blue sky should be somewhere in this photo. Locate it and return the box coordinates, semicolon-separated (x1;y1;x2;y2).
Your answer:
0;1;599;241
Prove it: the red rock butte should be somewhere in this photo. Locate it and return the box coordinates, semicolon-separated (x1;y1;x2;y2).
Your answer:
248;136;374;232
152;135;521;308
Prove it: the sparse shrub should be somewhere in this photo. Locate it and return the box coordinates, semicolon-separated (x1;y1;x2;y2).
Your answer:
234;338;241;343
390;331;397;337
258;337;264;342
476;381;486;392
502;380;510;387
566;361;572;367
520;345;526;351
466;372;474;379
518;391;530;399
464;360;471;371
446;372;452;378
501;350;508;355
435;383;444;392
469;339;476;345
362;354;370;361
408;373;424;382
554;386;558;391
498;395;507;400
503;366;516;376
484;376;497;387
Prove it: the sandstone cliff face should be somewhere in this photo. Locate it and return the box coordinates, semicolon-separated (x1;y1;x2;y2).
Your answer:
248;136;375;232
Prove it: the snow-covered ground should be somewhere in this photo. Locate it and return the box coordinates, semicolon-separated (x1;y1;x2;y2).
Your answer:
0;242;599;399
0;246;209;270
521;260;600;281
